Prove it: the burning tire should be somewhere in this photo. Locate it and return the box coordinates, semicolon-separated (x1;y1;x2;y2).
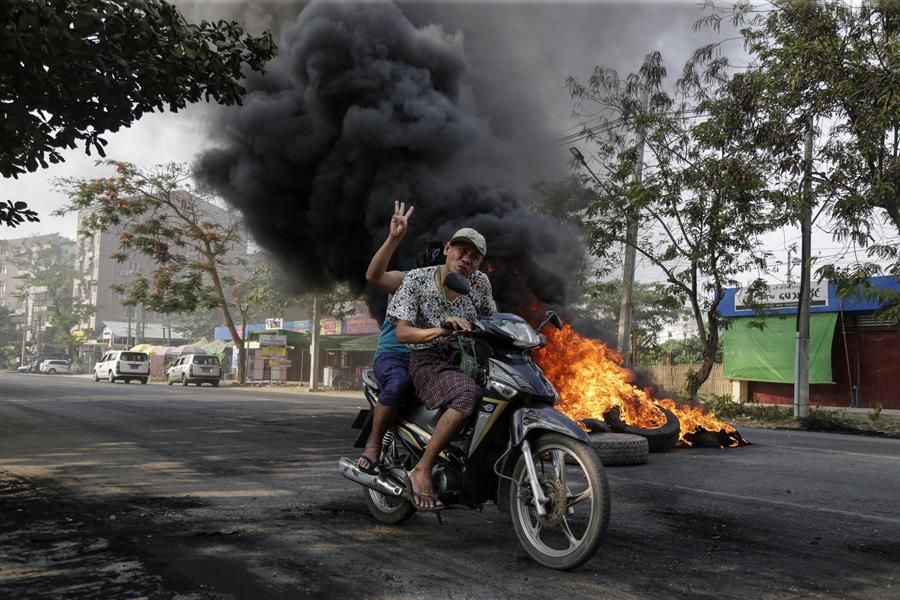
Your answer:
587;433;649;466
603;406;680;453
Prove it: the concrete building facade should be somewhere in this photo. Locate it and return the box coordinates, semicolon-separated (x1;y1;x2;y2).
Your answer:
0;233;74;312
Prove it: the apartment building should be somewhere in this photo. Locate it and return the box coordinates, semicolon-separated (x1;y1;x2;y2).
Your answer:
0;233;75;311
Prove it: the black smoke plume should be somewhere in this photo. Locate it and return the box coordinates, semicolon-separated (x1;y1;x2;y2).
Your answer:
197;0;585;318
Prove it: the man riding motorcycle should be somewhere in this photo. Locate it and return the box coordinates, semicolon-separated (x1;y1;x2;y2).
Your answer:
387;227;495;510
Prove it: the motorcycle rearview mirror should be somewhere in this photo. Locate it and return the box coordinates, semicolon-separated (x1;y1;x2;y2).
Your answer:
442;271;481;319
443;271;471;295
538;310;564;331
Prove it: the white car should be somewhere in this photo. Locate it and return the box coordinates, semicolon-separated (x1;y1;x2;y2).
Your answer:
93;350;150;384
167;354;222;387
39;359;71;374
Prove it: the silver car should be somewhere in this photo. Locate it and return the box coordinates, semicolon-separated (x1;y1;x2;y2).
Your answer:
167;354;222;387
39;359;71;374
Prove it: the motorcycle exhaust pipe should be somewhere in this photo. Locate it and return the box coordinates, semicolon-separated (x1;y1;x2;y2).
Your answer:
337;457;405;498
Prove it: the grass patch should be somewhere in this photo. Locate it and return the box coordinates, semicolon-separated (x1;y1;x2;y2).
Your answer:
701;394;794;422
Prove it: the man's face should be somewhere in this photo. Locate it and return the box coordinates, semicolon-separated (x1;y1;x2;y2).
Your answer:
444;241;483;277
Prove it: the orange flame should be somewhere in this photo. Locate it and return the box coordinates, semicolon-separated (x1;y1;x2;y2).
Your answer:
535;324;737;445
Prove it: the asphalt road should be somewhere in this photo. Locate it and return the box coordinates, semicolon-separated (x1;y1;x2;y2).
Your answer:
1;372;898;600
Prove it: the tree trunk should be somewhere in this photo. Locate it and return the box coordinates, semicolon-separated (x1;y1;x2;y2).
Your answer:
206;251;245;383
687;311;720;401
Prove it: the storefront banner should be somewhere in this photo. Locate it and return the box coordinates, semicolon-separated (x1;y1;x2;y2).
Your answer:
344;316;380;335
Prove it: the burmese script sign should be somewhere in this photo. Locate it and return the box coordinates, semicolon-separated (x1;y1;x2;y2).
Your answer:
734;281;829;312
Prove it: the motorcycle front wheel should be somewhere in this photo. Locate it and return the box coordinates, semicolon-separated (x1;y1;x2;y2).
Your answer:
509;432;610;570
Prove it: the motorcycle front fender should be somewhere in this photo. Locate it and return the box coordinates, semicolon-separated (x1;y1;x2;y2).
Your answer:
495;406;590;513
510;405;590;447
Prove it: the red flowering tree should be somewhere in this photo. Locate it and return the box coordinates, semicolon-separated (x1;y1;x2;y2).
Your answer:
56;160;254;382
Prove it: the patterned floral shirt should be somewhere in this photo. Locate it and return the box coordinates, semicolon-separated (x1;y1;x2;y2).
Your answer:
387;266;497;349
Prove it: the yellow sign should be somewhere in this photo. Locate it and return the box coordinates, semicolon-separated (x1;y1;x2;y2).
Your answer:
260;347;287;358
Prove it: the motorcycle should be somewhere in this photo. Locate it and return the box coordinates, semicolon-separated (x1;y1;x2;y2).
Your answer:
338;272;610;570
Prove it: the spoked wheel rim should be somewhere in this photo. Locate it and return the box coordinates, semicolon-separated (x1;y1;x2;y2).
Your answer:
513;444;597;559
367;467;409;513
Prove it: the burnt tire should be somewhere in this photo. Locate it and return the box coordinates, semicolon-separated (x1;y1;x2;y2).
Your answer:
604;406;680;453
587;432;649;466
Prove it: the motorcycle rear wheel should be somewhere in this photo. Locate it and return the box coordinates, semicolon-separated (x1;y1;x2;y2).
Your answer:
509;432;610;570
363;433;416;524
362;478;415;524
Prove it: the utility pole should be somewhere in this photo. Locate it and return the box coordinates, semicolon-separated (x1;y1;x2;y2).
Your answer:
617;85;649;366
794;118;814;418
309;296;319;391
20;293;29;366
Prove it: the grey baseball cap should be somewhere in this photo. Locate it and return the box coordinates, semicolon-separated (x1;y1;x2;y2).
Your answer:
449;227;487;257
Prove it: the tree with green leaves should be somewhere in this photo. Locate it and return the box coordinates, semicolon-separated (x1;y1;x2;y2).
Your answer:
695;0;900;323
56;160;258;381
1;200;40;229
13;244;93;358
0;306;21;368
579;279;684;361
1;0;276;223
231;258;294;337
567;50;785;399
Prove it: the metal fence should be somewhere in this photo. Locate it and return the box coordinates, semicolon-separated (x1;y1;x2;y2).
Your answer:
640;362;731;399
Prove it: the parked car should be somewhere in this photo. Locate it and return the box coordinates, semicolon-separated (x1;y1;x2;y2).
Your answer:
26;354;67;373
166;354;221;387
39;359;71;375
93;350;150;384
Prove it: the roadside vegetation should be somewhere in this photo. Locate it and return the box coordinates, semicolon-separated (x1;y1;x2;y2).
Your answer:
701;395;900;438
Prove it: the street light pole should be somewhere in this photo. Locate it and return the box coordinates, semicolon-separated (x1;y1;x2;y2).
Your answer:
569;147;603;186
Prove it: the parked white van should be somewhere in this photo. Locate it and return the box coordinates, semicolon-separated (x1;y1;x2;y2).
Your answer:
93;350;150;384
166;354;221;387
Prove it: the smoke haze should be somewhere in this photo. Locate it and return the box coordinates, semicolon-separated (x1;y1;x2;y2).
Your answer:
196;0;590;315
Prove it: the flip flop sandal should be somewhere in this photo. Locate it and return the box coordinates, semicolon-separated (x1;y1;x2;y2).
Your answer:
405;471;445;511
411;491;445;511
356;453;380;476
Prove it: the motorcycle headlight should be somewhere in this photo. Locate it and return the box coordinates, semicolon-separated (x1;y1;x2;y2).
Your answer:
497;319;543;349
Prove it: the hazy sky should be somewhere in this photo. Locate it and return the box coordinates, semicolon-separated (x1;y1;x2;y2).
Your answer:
2;0;883;285
1;1;713;233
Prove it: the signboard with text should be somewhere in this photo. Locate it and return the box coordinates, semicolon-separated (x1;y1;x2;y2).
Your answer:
320;318;342;336
257;334;287;347
344;315;380;335
734;280;829;312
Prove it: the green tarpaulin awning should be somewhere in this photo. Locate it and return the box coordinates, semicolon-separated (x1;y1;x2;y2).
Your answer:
338;333;380;352
313;334;380;352
723;313;837;383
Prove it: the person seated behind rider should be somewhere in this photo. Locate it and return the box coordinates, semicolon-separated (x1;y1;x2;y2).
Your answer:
387;227;496;510
357;201;442;475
